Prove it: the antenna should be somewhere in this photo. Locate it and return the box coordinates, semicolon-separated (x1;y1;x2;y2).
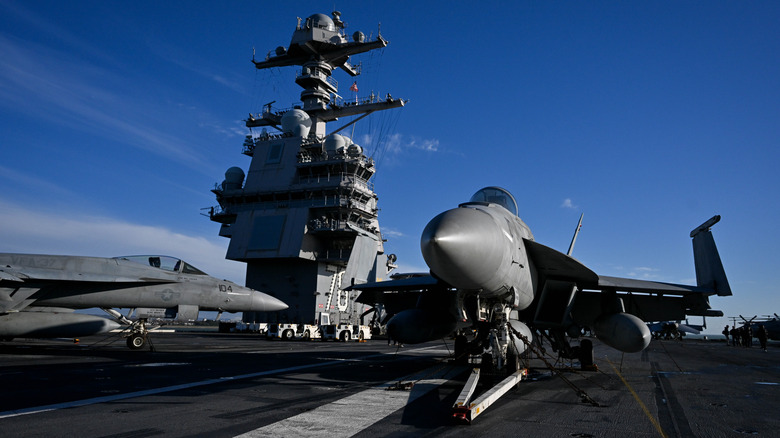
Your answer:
567;213;584;257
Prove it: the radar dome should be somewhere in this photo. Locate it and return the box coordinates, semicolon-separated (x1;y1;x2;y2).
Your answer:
324;134;347;155
309;13;335;31
347;143;363;156
281;109;312;137
222;167;245;190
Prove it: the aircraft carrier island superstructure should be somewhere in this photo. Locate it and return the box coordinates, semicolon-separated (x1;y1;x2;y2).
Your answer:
209;12;404;327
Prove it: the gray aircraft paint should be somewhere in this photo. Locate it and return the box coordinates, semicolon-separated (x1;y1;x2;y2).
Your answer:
0;253;287;339
356;187;730;356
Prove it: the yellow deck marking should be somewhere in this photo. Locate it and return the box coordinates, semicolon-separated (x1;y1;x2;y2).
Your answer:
605;358;668;438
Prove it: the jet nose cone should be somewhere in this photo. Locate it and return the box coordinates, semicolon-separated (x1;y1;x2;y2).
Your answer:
252;291;289;312
421;207;505;289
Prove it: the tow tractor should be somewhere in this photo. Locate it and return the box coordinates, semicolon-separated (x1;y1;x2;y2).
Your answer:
267;323;322;340
321;323;372;342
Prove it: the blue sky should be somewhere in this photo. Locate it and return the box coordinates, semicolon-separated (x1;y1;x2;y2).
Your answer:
2;1;778;333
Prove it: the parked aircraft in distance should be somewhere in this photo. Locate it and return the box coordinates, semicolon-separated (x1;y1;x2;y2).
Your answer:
0;254;288;349
648;320;703;339
352;187;730;370
736;314;780;341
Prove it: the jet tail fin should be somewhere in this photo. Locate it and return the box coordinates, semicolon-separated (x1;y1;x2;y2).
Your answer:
690;215;731;296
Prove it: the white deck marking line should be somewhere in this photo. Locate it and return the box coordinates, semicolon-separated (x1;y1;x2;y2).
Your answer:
0;345;445;419
235;365;466;438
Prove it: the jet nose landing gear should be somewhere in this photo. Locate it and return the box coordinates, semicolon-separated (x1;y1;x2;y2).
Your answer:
124;318;153;351
126;333;147;350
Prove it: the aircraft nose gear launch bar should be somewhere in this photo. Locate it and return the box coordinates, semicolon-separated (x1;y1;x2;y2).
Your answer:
452;367;528;424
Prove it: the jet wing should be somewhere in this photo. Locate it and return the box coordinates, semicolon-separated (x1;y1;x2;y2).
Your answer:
0;266;46;313
523;239;599;285
0;264;175;313
0;269;27;282
523;237;721;296
349;275;443;315
596;276;711;295
349;275;441;294
350;275;442;302
523;238;722;325
0;266;172;284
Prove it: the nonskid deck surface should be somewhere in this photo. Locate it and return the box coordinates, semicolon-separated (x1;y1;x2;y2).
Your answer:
0;333;777;437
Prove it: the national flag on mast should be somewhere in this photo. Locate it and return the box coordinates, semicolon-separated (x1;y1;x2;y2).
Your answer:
350;81;358;92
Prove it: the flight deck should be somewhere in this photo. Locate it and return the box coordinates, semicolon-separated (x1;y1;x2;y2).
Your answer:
1;334;777;437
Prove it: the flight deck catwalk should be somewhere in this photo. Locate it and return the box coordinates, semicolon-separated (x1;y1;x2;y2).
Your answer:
208;12;405;327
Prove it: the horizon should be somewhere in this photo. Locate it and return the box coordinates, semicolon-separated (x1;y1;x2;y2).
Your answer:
2;2;779;335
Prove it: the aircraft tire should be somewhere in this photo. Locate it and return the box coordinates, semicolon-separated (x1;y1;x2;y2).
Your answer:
481;352;493;370
506;348;521;373
579;339;594;369
127;334;146;350
454;335;467;364
481;352;495;386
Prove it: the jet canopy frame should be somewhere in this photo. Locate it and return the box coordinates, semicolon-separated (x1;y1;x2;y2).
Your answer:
466;186;519;216
115;255;208;276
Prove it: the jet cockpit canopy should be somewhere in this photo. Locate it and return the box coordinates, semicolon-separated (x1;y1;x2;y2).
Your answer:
115;255;208;275
468;186;519;216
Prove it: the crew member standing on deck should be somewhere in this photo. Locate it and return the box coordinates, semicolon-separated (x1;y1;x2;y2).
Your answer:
744;324;753;347
722;325;730;345
731;326;741;347
757;324;769;352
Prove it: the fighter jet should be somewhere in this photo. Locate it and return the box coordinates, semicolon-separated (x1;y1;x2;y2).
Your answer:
648;320;703;340
0;254;288;349
352;187;730;368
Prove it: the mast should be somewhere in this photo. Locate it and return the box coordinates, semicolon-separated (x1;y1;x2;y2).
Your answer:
209;12;405;326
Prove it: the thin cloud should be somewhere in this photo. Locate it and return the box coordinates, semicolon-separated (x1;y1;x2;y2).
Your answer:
144;38;249;95
0;35;218;176
376;133;439;154
627;266;660;280
368;133;441;168
383;133;403;155
381;227;405;238
0;164;75;198
0;2;116;68
561;198;577;209
408;138;439;152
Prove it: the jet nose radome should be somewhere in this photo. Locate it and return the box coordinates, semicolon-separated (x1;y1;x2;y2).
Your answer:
251;290;289;312
421;207;505;290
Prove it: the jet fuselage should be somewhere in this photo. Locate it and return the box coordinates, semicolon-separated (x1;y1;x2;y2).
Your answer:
421;200;537;310
0;254;286;314
0;254;288;340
